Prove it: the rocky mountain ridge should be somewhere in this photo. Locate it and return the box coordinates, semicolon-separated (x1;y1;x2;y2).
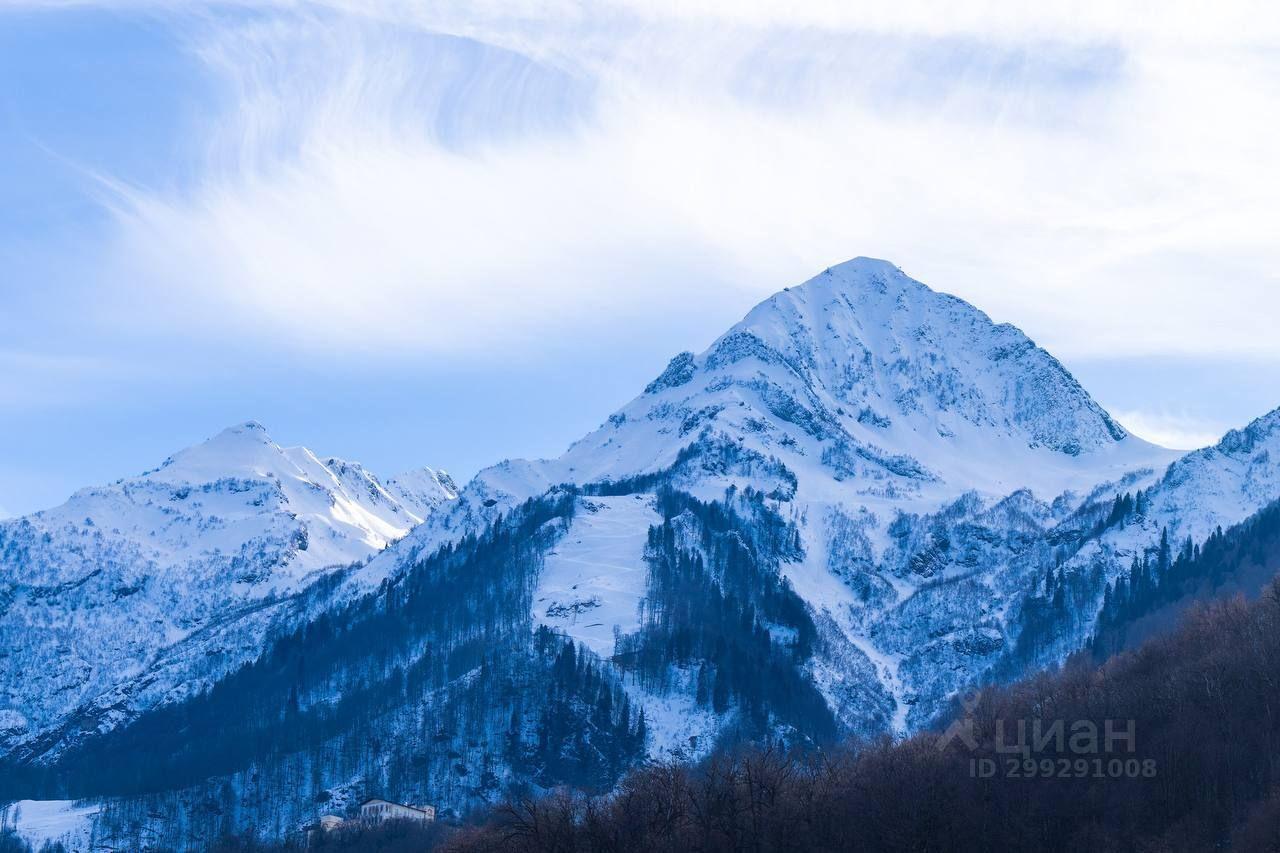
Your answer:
0;422;454;755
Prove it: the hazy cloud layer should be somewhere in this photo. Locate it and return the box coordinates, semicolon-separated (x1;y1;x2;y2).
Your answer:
4;1;1280;513
1112;409;1232;452
58;0;1280;365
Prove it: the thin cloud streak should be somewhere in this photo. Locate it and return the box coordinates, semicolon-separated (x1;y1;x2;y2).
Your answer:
1113;409;1228;452
17;1;1280;364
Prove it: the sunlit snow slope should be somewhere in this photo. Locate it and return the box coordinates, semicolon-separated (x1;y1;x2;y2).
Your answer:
369;258;1195;732
0;422;454;755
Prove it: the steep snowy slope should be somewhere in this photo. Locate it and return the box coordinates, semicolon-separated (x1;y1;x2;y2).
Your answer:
0;422;453;755
534;495;660;658
373;260;1173;571
554;257;1154;493
361;258;1182;733
1046;406;1280;640
382;467;459;517
1146;407;1280;540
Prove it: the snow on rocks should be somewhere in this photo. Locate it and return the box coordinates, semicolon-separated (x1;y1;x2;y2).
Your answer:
0;422;453;756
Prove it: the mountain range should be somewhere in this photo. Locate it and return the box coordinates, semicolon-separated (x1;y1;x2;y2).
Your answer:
0;423;455;759
4;258;1279;850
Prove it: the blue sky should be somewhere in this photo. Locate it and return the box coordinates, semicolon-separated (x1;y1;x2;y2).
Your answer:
3;2;1280;517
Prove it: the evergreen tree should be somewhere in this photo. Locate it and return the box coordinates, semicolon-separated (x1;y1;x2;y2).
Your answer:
712;668;731;714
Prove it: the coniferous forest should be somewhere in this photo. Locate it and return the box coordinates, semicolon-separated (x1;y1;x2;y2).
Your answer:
195;499;1280;852
0;480;844;848
1;491;650;847
3;494;1275;851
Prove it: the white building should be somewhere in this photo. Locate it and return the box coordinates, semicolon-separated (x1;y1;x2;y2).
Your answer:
304;814;346;846
359;798;436;824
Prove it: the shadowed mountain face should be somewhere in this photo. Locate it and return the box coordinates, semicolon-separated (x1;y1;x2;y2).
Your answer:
7;259;1280;850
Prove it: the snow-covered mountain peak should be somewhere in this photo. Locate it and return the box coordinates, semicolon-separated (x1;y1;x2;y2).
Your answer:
130;423;460;533
0;425;454;745
466;259;1172;511
727;258;1131;457
1160;405;1280;492
739;256;931;327
372;259;1176;596
383;466;459;517
828;255;903;276
148;421;293;484
744;256;913;319
1126;404;1280;547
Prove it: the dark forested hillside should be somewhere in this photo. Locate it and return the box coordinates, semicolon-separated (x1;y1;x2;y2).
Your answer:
1;491;649;847
191;496;1280;853
10;492;587;801
1092;498;1280;659
613;487;834;743
433;580;1280;852
2;482;839;848
267;498;1280;853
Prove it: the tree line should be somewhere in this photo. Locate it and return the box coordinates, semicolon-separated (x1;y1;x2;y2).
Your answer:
256;495;1280;852
448;572;1280;851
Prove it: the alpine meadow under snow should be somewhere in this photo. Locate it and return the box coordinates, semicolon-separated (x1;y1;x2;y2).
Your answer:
6;259;1280;850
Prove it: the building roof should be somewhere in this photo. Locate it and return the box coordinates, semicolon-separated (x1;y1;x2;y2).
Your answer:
359;798;433;815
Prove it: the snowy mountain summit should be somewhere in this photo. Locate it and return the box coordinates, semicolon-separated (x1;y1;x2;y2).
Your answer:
550;257;1155;495
423;258;1169;526
373;259;1183;738
12;258;1280;844
0;422;453;754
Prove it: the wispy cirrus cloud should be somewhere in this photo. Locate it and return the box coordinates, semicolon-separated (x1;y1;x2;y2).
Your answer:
5;0;1280;516
31;0;1280;364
